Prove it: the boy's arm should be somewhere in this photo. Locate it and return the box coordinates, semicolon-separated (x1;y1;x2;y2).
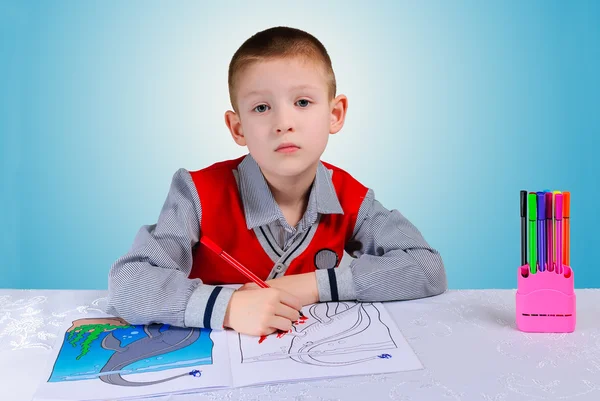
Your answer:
105;169;235;329
315;188;447;302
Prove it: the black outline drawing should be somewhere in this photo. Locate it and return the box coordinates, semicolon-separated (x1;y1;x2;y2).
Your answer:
238;302;398;366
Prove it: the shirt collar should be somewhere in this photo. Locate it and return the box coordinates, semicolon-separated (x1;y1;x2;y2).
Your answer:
238;154;343;230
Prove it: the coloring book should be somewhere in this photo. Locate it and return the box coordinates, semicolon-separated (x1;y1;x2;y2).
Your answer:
34;302;423;400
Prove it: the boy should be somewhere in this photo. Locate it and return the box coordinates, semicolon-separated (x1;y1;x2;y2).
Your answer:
106;26;447;337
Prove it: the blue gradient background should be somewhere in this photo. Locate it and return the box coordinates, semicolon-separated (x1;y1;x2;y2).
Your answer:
1;1;598;290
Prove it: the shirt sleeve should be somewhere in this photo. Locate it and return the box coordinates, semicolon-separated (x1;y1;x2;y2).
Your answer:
315;188;447;302
105;168;235;329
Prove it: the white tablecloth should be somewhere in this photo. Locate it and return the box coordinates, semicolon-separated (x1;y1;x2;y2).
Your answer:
1;289;599;401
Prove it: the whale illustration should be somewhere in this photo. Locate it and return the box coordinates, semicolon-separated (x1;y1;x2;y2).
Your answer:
98;323;201;386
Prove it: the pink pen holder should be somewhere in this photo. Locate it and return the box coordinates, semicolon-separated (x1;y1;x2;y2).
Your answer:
515;265;576;333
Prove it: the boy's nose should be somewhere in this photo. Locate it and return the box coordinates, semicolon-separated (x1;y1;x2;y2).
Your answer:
274;110;295;134
276;126;294;134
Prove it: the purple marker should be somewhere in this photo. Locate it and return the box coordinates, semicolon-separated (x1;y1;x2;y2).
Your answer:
555;194;564;274
536;192;546;272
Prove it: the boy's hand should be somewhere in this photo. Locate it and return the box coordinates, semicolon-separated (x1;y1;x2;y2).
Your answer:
239;272;319;306
223;288;302;336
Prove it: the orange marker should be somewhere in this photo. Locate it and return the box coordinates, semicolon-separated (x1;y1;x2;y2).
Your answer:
563;191;570;266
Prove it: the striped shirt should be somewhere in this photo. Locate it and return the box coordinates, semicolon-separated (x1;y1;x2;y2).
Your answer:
105;154;447;329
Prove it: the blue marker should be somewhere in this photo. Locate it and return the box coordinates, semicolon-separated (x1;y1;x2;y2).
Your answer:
536;192;546;272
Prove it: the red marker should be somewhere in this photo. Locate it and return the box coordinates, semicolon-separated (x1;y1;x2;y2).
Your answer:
200;236;305;318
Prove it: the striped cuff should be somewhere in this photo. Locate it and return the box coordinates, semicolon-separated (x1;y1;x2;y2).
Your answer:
184;285;235;329
315;266;357;302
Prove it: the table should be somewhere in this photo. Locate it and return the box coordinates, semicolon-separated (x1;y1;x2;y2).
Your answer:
1;289;599;401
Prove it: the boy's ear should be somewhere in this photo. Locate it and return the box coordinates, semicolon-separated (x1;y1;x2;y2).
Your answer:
224;110;246;146
329;94;348;135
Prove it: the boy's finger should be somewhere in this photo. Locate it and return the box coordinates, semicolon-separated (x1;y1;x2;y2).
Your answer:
277;291;303;312
275;303;300;322
268;316;293;332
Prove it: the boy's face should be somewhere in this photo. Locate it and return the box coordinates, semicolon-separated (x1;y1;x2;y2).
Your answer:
225;57;347;181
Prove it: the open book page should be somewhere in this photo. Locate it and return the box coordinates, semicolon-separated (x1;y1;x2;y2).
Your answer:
33;313;232;401
228;302;423;388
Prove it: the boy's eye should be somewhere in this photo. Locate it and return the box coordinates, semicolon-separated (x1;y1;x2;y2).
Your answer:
253;104;270;113
253;100;310;113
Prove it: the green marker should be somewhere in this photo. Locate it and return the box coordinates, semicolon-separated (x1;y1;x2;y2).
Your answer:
528;193;537;274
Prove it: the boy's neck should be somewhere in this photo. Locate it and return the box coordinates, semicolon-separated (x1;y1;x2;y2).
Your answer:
261;162;318;224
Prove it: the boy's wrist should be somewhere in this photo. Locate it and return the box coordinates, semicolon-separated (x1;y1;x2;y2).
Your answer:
265;272;319;306
303;272;319;304
222;290;239;329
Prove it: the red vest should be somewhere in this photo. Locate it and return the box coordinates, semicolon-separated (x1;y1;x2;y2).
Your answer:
189;156;368;285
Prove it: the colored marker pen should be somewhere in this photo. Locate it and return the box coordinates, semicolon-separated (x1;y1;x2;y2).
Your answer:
545;192;553;272
528;193;537;274
552;191;561;271
520;190;528;266
563;191;570;266
555;193;564;275
536;192;546;272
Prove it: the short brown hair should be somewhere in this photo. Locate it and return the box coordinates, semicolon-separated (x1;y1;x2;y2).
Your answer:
228;26;336;112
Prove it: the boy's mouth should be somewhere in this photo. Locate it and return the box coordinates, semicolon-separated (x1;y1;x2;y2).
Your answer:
275;142;300;153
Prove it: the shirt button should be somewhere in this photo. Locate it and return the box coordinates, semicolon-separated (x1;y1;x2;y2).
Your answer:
275;263;285;272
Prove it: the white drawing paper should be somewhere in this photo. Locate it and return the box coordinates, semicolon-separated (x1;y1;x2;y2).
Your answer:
34;302;422;400
228;302;423;387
